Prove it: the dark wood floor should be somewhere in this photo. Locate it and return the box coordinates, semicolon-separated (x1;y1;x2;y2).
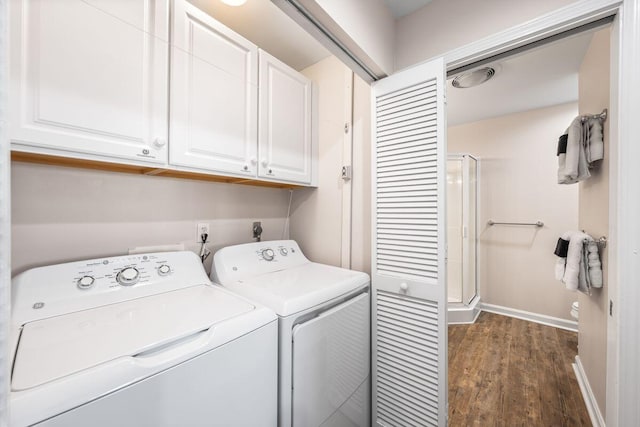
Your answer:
448;312;591;427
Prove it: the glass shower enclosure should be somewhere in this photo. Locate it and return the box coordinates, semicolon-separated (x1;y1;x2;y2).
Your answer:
447;154;479;323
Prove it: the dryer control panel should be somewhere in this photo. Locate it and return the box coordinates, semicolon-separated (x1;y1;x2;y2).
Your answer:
212;240;309;284
12;251;210;325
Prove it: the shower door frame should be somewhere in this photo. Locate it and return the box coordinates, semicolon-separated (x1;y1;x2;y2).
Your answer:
447;153;478;307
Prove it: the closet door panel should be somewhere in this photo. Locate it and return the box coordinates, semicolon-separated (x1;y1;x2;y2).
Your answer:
10;0;169;164
371;58;447;427
170;1;258;176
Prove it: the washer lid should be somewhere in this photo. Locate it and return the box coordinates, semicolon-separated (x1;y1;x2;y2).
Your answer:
223;263;370;317
12;285;254;391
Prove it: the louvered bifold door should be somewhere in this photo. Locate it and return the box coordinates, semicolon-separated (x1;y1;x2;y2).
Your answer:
371;58;447;427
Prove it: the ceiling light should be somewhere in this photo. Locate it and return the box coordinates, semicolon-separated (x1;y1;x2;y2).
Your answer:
452;67;496;89
221;0;247;6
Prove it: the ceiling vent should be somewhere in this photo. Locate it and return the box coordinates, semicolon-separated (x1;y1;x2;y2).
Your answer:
452;67;496;88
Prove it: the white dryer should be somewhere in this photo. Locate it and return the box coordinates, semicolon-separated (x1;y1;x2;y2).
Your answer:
212;240;371;427
10;251;278;427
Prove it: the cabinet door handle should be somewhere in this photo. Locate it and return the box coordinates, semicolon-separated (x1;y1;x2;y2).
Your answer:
152;138;167;149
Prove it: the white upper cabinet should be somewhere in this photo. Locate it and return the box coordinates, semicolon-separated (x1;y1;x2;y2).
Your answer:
258;50;312;184
170;0;258;177
9;0;169;165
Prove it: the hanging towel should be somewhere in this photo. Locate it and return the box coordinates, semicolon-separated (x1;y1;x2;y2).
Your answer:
586;241;603;287
554;233;571;281
555;231;603;294
582;119;591;163
561;231;590;292
558;117;591;184
588;118;604;163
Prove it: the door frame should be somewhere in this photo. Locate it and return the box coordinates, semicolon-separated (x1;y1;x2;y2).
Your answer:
411;0;638;425
0;0;10;423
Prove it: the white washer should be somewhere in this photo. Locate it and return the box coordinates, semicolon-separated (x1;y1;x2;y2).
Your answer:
212;240;371;427
10;251;278;427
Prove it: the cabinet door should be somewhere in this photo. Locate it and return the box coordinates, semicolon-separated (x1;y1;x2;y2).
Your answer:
9;0;169;165
258;50;312;184
170;1;258;177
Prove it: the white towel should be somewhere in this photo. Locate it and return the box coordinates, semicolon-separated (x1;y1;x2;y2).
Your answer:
562;231;590;291
587;242;603;287
589;118;604;163
559;117;591;184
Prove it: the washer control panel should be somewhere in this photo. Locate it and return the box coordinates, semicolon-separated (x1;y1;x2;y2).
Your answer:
70;254;175;292
12;251;208;325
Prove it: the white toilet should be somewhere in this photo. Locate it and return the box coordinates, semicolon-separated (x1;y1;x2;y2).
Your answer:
571;301;579;320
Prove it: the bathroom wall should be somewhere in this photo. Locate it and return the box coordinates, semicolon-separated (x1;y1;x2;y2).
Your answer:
577;27;610;418
448;102;580;321
11;162;290;276
394;0;576;70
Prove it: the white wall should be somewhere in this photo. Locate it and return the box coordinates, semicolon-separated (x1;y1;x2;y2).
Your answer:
289;56;351;267
11;162;290;276
448;102;580;321
578;27;610;418
350;70;372;274
395;0;576;70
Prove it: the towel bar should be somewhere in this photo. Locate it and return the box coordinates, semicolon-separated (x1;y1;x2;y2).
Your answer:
583;235;607;248
581;108;607;123
487;220;544;227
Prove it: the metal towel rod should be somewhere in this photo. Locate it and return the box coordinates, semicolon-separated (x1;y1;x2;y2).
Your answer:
487;220;544;227
581;108;607;122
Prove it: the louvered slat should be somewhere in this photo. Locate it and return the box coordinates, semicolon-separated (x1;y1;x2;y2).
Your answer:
375;291;439;426
375;77;438;282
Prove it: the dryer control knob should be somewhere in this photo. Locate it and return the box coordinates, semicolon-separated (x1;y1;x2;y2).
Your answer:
117;267;140;286
157;264;171;276
261;249;275;261
279;248;288;256
77;275;95;290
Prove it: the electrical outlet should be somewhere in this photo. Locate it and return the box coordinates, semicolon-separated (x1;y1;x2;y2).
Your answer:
196;223;210;243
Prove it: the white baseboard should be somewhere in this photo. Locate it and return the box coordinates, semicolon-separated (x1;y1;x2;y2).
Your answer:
573;355;605;427
479;302;578;332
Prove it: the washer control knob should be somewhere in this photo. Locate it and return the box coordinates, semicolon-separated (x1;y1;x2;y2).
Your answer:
77;275;95;290
261;249;275;261
157;264;171;276
117;267;140;286
279;248;288;256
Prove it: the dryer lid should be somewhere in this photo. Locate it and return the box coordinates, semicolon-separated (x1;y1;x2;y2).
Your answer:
222;263;370;316
11;285;255;391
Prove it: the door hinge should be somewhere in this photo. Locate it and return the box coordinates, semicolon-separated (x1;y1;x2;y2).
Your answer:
609;299;613;316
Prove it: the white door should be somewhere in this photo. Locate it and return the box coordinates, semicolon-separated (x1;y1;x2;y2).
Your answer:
170;1;258;177
371;58;448;426
9;0;169;165
258;50;312;184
